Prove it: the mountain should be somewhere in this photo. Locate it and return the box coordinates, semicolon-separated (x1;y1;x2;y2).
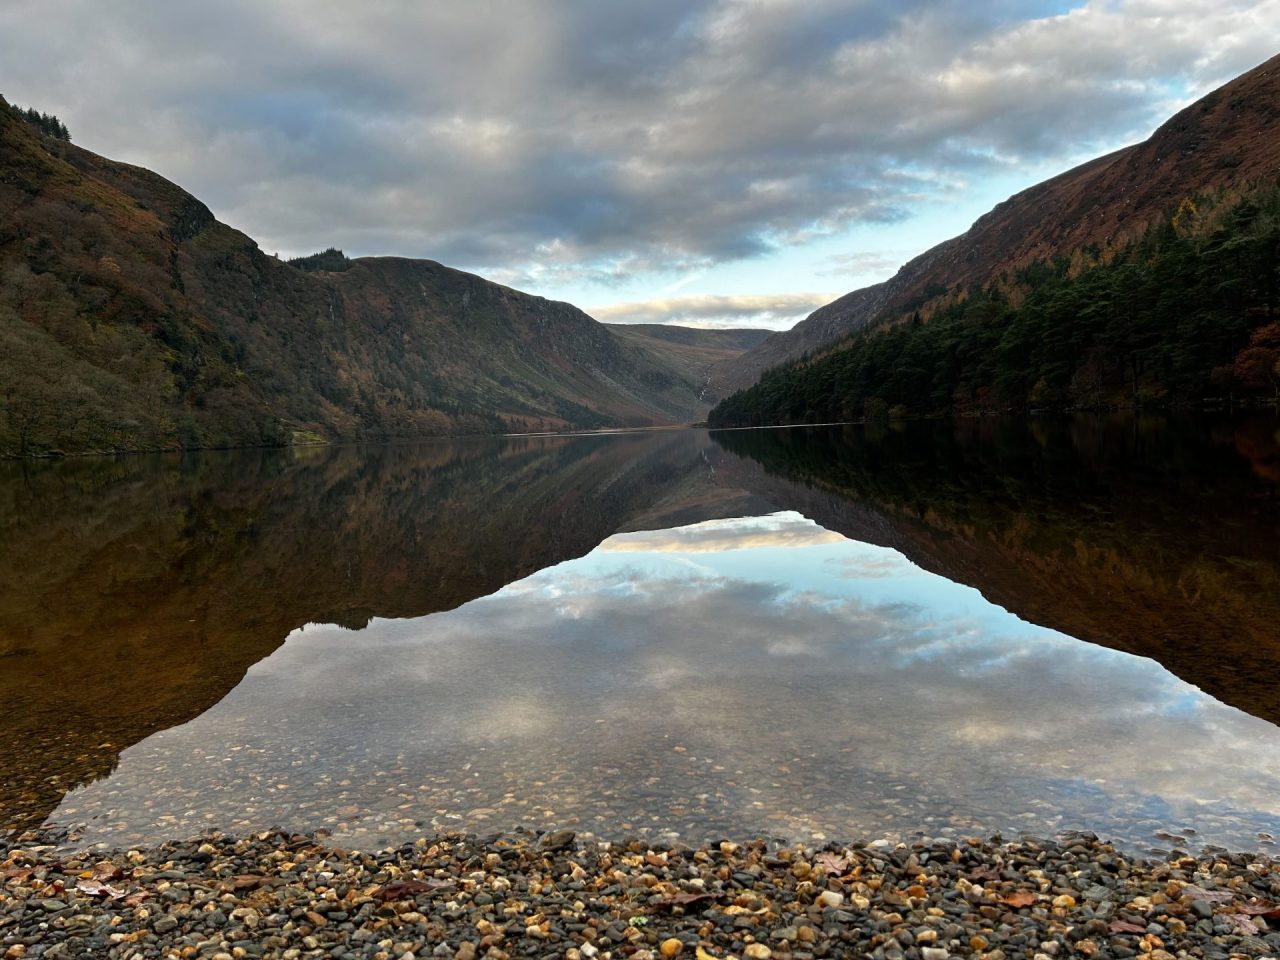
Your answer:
608;324;772;408
0;99;754;457
715;53;1280;398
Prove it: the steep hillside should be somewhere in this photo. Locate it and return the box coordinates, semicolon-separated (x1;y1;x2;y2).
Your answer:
0;99;738;456
717;53;1280;395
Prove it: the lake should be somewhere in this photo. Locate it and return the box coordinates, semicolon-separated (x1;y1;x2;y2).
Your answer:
2;414;1279;855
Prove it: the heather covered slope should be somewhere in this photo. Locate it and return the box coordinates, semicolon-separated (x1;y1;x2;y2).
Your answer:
716;53;1280;395
0;99;735;456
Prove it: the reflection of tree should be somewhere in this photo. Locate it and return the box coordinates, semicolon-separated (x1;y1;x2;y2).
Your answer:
0;430;715;833
1235;417;1280;484
1234;322;1280;400
711;414;1280;729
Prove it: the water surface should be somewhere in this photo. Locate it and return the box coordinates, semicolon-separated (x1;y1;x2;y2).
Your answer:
3;415;1279;853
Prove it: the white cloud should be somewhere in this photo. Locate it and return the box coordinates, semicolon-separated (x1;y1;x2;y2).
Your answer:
590;292;837;329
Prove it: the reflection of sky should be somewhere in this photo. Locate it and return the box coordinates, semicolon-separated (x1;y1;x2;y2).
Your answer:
53;512;1280;850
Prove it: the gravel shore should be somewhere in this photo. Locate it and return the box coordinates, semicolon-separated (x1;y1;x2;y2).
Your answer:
4;829;1280;960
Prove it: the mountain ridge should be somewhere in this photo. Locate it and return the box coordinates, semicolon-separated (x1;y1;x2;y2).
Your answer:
0;99;755;456
716;53;1280;394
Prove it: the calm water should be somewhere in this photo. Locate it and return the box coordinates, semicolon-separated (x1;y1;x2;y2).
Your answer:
3;415;1279;853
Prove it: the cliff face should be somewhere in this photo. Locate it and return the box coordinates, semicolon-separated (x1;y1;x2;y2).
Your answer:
718;53;1280;393
0;102;742;456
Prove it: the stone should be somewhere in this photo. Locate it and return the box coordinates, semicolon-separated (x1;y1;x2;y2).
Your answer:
660;938;684;957
153;914;179;934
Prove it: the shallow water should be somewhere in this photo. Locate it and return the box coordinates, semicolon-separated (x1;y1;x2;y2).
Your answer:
4;414;1280;853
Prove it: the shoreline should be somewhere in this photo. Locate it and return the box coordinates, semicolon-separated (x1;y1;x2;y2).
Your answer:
4;829;1279;960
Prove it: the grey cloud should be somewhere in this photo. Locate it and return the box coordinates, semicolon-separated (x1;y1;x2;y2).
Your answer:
2;0;1277;286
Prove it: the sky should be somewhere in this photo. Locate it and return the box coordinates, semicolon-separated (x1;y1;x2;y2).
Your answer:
2;1;1277;330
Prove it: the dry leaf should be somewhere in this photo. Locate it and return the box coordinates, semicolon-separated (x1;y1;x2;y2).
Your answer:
1183;885;1235;903
1108;921;1146;934
1002;891;1036;908
1222;914;1260;935
656;891;720;911
1236;900;1280;917
372;878;449;901
76;879;126;900
815;852;849;876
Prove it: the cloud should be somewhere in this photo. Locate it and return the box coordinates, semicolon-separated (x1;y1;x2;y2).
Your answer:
820;251;905;278
589;292;837;329
56;509;1280;850
1;0;1276;292
602;511;846;551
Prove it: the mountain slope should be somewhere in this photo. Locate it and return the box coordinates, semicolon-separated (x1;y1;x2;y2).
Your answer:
0;100;741;456
717;53;1280;395
608;324;772;407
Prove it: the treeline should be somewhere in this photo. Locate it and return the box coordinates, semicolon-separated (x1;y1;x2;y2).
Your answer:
288;248;352;272
8;102;71;141
710;187;1280;427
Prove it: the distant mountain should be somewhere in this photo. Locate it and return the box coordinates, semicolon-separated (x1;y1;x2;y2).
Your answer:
608;324;772;409
715;53;1280;398
0;99;755;457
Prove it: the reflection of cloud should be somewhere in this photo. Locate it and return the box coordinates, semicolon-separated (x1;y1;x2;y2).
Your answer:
603;512;845;553
59;510;1280;849
827;553;917;578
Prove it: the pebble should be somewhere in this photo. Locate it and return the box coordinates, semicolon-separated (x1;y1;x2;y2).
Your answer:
2;829;1277;960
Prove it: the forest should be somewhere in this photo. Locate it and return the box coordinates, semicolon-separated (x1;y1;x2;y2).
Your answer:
709;186;1280;427
7;101;71;141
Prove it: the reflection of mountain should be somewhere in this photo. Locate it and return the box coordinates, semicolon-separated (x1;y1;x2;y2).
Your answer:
0;431;736;833
5;415;1278;836
710;414;1280;728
